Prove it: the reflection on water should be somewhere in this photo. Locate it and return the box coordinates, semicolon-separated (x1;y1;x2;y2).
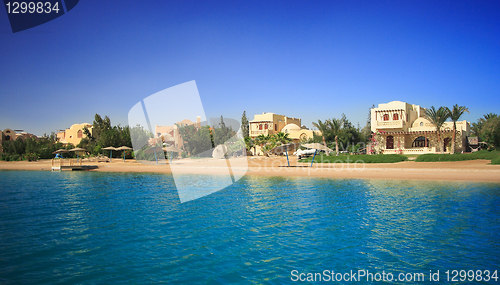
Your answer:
0;171;499;284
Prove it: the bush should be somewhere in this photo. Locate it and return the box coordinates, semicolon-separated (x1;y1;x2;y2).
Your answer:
415;150;500;162
490;156;500;165
299;154;408;163
181;152;187;158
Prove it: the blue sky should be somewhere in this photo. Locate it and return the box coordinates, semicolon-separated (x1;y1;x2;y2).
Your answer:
1;0;499;136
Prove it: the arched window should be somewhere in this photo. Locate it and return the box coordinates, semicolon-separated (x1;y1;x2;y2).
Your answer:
412;136;429;147
420;122;423;127
386;136;394;149
264;124;268;130
259;124;263;130
383;114;389;121
5;135;10;141
77;130;83;138
393;113;399;120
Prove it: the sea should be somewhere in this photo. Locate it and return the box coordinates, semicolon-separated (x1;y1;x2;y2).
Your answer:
0;171;499;284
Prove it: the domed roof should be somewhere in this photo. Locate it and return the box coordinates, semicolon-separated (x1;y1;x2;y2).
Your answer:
281;123;301;133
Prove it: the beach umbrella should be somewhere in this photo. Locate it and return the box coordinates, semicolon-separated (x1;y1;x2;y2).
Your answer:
69;147;86;162
116;146;132;162
302;143;334;167
144;146;163;164
52;149;68;158
102;146;117;162
163;146;183;163
269;143;295;167
163;146;183;153
301;143;334;154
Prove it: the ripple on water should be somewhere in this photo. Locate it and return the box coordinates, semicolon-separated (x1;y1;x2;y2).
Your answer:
0;171;499;284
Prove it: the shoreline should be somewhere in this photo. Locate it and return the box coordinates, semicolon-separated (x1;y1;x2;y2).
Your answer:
1;157;500;183
0;157;500;183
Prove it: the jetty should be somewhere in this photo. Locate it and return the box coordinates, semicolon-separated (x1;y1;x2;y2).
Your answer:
51;158;98;171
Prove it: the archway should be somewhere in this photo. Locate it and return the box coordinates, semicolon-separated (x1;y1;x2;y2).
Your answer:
412;136;429;147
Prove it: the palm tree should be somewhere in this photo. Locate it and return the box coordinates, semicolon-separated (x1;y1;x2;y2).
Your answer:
312;120;328;147
425;106;450;153
244;136;255;155
313;119;341;155
274;132;292;145
328;119;341;155
447;104;469;154
254;134;271;156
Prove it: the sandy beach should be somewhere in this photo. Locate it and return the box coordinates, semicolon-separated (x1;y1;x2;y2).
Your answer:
1;156;499;183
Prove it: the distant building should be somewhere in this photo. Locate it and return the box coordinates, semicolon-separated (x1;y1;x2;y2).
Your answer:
57;123;93;146
151;116;202;148
249;112;319;155
370;101;470;154
0;128;38;153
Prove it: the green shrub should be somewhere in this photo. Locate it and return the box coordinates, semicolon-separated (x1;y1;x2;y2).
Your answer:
490;156;500;165
415;150;500;162
300;154;408;163
181;152;187;158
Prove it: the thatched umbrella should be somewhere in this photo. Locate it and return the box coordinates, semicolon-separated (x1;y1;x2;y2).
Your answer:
301;143;334;167
69;147;86;162
52;149;68;158
163;146;183;163
144;146;164;164
269;143;296;166
102;146;117;162
163;146;183;153
116;146;132;162
301;143;334;154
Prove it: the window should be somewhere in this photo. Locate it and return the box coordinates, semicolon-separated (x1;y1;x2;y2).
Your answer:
77;130;83;139
157;132;161;137
412;136;429;147
275;124;277;131
259;124;263;130
5;135;10;141
420;122;423;127
264;124;268;130
383;114;389;121
393;113;399;120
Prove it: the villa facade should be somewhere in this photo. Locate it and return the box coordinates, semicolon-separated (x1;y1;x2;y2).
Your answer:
57;123;93;146
370;101;470;154
249;112;319;155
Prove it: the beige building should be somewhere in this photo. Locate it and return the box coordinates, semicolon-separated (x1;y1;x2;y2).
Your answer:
151;116;201;148
57;123;93;146
370;101;470;154
249;112;319;155
0;129;38;153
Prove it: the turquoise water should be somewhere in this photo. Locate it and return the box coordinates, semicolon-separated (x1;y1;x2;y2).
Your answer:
0;171;499;284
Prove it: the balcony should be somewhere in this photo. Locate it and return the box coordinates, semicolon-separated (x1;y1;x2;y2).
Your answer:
377;120;403;129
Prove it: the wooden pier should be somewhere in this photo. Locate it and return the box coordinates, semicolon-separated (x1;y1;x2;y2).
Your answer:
51;159;98;171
